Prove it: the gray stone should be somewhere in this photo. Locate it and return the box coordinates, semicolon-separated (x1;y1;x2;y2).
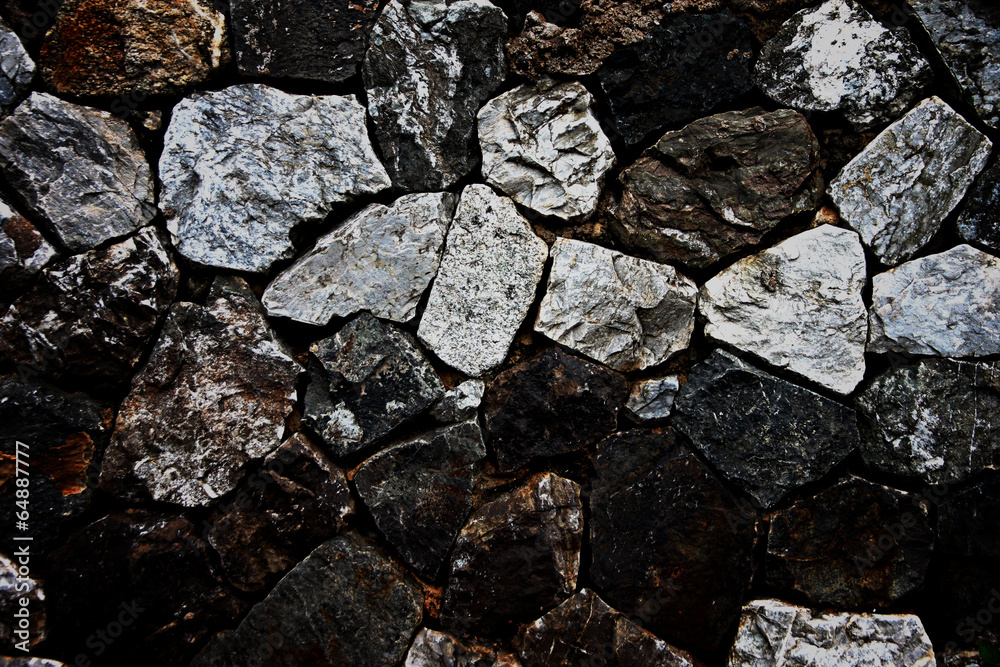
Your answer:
418;185;548;377
828;96;992;266
431;379;485;423
699;224;868;395
957;161;1000;254
0;93;156;252
624;375;679;423
405;629;522;667
0;553;45;649
263;192;454;325
0;18;33;117
0;194;56;305
160;83;390;273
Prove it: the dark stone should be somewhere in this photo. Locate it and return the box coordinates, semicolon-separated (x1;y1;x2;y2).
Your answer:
0;194;56;307
492;0;580;33
957;160;1000;253
1;0;65;49
405;628;522;667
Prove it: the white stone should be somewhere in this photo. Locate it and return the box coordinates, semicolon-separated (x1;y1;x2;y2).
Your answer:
624;375;680;423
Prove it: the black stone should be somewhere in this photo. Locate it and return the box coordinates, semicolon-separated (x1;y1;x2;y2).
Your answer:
957;160;1000;253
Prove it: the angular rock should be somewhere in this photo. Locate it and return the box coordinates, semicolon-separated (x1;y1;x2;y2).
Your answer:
0;19;33;117
100;277;302;507
957;160;1000;253
590;429;757;651
441;473;582;635
728;599;936;667
478;78;615;221
431;379;485;423
0;93;156;252
482;348;628;471
0;195;56;305
937;472;1000;563
354;420;485;579
624;374;679;423
828;96;992;266
417;185;548;377
0;227;179;382
160;83;390;273
363;0;507;191
535;238;697;372
406;628;522;667
263;192;454;326
0;553;46;649
868;244;1000;357
303;312;444;460
614;107;823;268
0;657;66;666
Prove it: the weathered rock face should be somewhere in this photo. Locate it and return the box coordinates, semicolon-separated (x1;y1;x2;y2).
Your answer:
405;628;522;667
0;553;46;649
0;93;155;252
441;473;583;636
0;195;56;305
38;0;228;97
303;312;444;460
482;348;628;471
699;225;868;395
417;185;548;377
624;374;679;424
728;599;936;667
478;78;615;221
262;192;454;326
754;0;931;128
363;0;507;191
534;238;697;372
354;420;486;579
957;161;1000;253
590;429;757;652
100;277;302;507
159;83;390;273
613;107;822;268
0;19;33;117
856;358;1000;485
431;379;485;423
828;96;992;266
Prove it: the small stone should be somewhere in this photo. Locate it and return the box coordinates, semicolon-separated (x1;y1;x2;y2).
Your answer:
868;244;1000;357
303;312;444;460
441;473;582;636
0;553;45;649
0;658;66;667
431;379;485;423
699;225;868;395
478;78;615;221
483;348;628;471
535;238;697;371
160;83;390;273
0;93;155;252
0;195;56;305
100;277;302;507
623;374;680;423
363;0;507;191
957;161;1000;253
405;628;522;667
728;599;936;667
0;18;33;117
263;192;454;326
828;96;992;266
417;185;548;377
613;107;822;268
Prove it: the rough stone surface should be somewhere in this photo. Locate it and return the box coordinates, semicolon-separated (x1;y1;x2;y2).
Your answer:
417;185;548;377
405;629;522;667
431;379;485;423
0;553;46;649
868;244;1000;357
957;160;1000;253
0;194;56;305
482;348;628;471
623;374;679;423
728;599;936;667
0;18;33;117
614;107;823;268
0;92;155;252
478;78;615;221
699;225;868;395
160;83;390;273
828;96;992;266
363;0;507;191
263;192;454;325
100;277;302;507
0;658;65;666
303;312;444;460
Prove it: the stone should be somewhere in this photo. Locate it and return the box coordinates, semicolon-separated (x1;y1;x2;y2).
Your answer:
0;553;46;649
868;244;1000;357
699;225;868;395
190;533;422;667
754;0;931;128
354;420;486;579
514;588;696;667
417;185;548;377
0;195;56;305
38;0;227;97
159;83;390;273
623;375;679;423
405;628;522;667
828;96;992;266
0;93;155;252
230;0;378;83
0;227;179;382
262;192;454;326
613;107;823;268
363;0;506;191
303;312;444;460
0;18;33;117
957;161;1000;253
534;238;697;372
0;658;66;667
482;348;628;471
728;599;936;667
596;14;755;146
478;78;615;221
856;358;1000;485
431;379;485;423
99;277;302;507
206;433;355;592
440;473;582;636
